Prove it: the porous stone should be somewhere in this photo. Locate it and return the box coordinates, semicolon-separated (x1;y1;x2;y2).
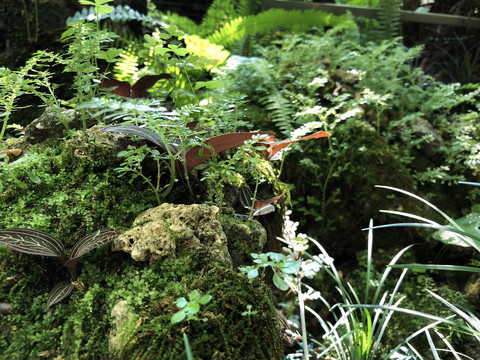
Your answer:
24;107;80;144
108;300;135;354
113;204;232;266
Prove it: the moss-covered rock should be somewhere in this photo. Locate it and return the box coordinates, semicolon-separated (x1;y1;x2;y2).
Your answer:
0;250;284;359
113;204;232;266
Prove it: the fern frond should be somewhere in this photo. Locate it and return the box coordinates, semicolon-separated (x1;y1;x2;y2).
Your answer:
260;91;295;135
160;11;200;35
207;9;355;48
236;0;261;16
114;48;139;82
199;0;238;37
377;0;401;41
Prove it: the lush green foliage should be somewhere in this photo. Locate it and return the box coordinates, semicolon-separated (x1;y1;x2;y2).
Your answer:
2;0;480;359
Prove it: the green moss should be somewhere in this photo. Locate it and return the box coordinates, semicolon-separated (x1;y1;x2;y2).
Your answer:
0;252;283;359
0;137;156;245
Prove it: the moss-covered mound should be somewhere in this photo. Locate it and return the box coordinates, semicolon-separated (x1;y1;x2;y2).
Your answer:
0;251;283;359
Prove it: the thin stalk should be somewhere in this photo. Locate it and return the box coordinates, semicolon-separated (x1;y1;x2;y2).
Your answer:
21;0;32;43
297;278;309;360
248;176;260;221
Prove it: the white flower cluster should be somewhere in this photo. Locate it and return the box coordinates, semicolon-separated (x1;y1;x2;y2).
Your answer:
289;121;324;140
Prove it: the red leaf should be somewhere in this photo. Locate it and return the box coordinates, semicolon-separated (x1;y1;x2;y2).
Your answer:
262;131;330;160
185;131;275;171
101;74;172;98
254;193;284;210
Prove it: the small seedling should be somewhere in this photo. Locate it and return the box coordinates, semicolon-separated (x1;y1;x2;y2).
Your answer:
0;228;119;308
171;289;212;324
241;304;258;317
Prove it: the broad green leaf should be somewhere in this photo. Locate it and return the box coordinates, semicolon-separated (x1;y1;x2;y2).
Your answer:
171;310;186;324
26;170;41;184
47;281;75;308
186;302;200;314
432;213;480;247
0;228;65;257
188;290;200;302
247;268;258;279
273;273;289;291
199;295;212;305
176;297;188;308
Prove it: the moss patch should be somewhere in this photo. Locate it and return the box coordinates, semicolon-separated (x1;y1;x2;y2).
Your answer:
0;253;283;360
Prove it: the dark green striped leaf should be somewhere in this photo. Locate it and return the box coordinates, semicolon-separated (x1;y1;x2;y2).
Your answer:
102;124;178;154
0;228;65;257
68;228;120;261
46;281;75;308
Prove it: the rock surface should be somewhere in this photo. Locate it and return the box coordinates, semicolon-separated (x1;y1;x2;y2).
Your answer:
113;203;232;266
24;107;80;144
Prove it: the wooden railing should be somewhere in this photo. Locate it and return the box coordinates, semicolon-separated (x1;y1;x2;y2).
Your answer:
260;0;480;28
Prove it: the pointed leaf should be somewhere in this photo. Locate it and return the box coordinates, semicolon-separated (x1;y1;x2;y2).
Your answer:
254;193;284;210
272;273;289;291
102;124;178;153
130;74;172;98
263;130;330;160
185;131;274;171
68;229;119;261
101;74;172;98
46;281;75;308
0;228;65;257
100;77;132;97
252;204;275;216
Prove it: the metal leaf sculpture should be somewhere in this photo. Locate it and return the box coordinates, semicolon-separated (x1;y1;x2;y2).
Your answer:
0;228;120;307
101;74;172;98
46;281;76;309
0;228;66;258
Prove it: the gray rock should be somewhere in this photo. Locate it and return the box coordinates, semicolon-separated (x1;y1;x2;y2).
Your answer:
24;107;80;144
113;204;232;266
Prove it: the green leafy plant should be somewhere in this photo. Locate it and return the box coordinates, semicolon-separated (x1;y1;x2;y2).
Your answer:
171;289;212;324
115;144;174;205
0;228;119;308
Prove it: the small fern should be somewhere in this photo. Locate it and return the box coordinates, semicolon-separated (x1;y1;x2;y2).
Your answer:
259;91;295;135
376;0;402;41
114;47;139;82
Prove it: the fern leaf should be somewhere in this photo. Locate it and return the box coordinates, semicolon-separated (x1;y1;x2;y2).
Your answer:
207;9;355;48
260;91;295;135
377;0;401;41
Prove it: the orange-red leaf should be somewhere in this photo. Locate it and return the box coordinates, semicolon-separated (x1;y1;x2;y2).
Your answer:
185;131;274;171
263;131;330;160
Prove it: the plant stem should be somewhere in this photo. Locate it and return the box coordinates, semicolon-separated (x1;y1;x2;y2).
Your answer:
298;279;309;360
